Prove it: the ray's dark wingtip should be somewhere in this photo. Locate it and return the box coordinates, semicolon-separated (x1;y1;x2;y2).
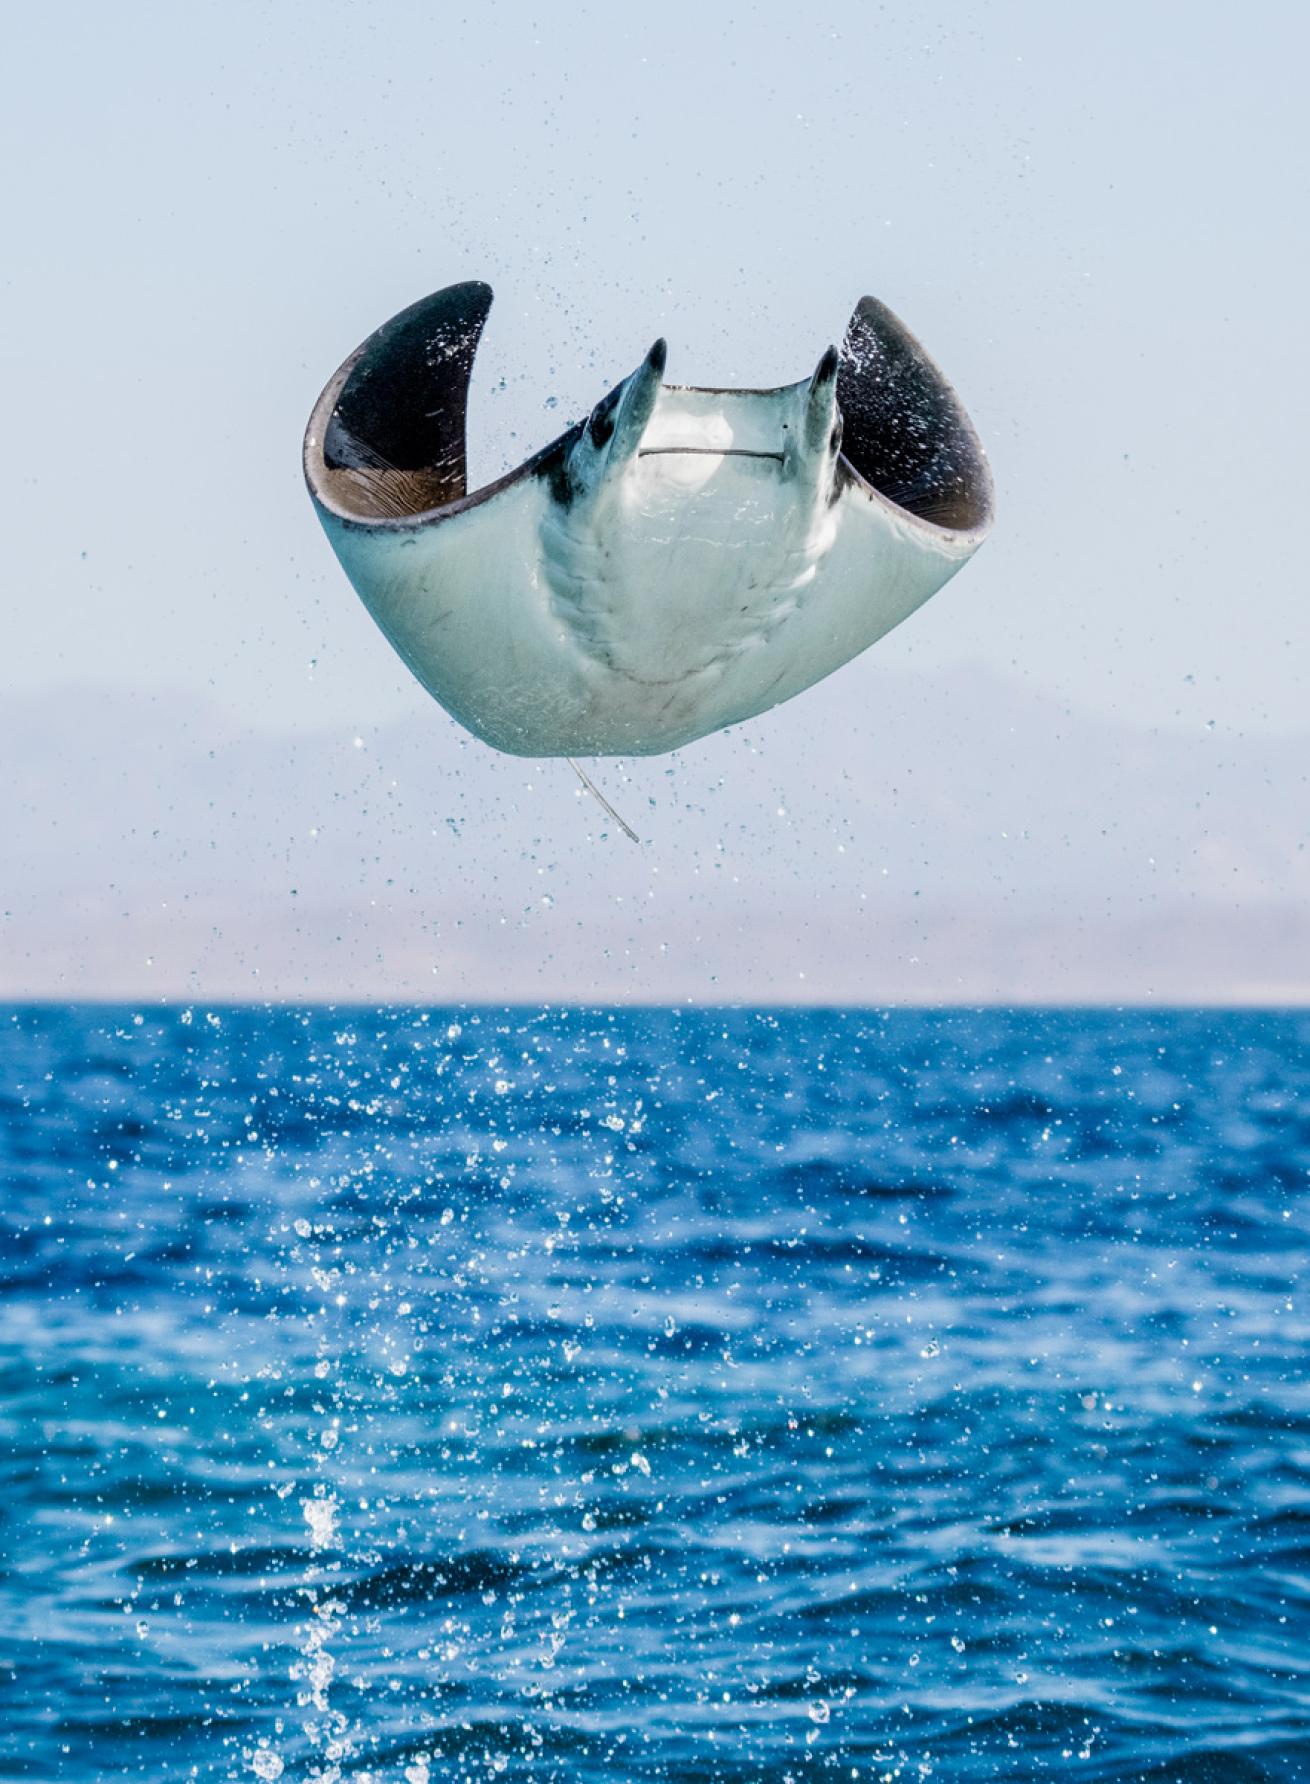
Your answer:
411;277;494;319
814;344;840;384
647;338;668;375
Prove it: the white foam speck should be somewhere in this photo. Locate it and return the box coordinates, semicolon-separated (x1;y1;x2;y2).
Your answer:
302;1492;339;1549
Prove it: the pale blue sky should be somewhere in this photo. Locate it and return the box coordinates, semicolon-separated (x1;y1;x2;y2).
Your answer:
5;0;1306;742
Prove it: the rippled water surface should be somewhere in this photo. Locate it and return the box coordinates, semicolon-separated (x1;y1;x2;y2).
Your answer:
2;1006;1308;1782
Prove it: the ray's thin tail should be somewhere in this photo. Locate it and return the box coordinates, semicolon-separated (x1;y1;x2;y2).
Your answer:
566;759;641;845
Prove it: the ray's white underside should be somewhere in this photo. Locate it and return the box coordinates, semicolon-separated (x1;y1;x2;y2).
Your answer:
306;298;992;758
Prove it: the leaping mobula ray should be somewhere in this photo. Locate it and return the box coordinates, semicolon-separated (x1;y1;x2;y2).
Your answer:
303;281;993;760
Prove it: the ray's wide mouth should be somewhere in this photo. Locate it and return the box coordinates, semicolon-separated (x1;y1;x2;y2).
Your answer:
637;447;784;461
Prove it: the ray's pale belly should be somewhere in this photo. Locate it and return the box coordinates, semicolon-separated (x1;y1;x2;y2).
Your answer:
540;454;839;688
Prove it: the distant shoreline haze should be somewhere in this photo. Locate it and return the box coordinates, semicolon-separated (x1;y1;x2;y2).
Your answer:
5;666;1305;1005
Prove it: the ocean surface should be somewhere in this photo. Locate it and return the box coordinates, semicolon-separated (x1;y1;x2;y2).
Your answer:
1;1006;1307;1783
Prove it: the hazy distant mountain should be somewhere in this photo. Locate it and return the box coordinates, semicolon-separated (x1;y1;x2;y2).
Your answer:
4;665;1306;1003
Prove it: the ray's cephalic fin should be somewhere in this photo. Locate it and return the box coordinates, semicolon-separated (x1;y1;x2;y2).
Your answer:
561;338;667;503
783;344;843;490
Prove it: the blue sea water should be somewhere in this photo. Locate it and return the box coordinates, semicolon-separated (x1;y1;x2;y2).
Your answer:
1;1006;1307;1783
